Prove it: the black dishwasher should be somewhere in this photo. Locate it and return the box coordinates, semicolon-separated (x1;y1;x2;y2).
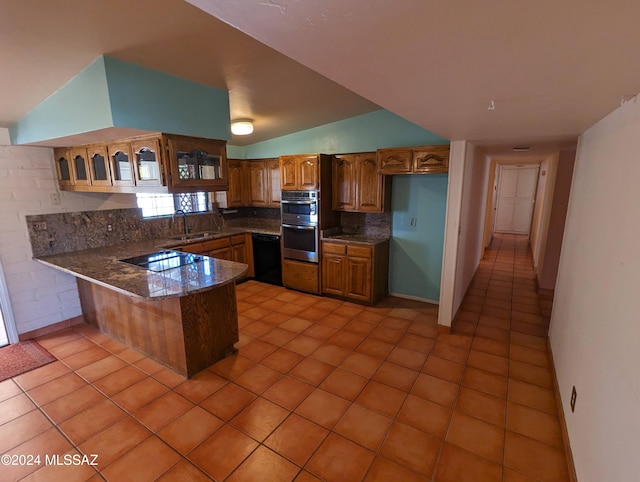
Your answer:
251;233;282;286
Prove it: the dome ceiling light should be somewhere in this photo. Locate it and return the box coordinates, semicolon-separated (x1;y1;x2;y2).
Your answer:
231;119;254;135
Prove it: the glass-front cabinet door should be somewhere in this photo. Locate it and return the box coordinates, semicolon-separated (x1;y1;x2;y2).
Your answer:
131;138;164;187
107;142;135;187
69;147;91;186
86;145;112;187
54;148;74;186
166;135;227;191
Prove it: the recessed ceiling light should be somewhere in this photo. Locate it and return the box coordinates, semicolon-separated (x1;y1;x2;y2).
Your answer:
512;146;530;152
231;119;254;136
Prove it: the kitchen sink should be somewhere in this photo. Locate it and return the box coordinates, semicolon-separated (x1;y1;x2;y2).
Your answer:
168;232;214;241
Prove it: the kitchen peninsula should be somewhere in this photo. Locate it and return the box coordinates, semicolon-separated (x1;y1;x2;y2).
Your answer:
35;239;248;378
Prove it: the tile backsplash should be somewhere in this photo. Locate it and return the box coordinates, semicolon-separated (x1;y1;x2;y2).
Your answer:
339;212;391;238
27;208;224;257
27;206;390;258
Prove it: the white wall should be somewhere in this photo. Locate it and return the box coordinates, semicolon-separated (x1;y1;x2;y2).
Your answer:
452;144;490;313
438;140;467;327
0;134;137;334
530;155;558;272
538;150;575;290
549;100;640;482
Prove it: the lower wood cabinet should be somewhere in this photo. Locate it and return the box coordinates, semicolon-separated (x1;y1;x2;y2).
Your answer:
321;240;389;304
282;258;320;294
178;233;254;279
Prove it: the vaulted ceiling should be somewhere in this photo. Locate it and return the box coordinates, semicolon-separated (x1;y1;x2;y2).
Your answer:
2;0;639;152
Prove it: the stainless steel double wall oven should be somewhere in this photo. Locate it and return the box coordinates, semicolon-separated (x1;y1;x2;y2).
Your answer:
281;190;319;263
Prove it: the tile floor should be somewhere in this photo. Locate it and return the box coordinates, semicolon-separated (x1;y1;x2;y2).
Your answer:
0;233;570;481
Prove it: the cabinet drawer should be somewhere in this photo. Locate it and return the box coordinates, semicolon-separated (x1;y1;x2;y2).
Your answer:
347;245;372;258
323;242;346;255
198;237;230;252
230;234;246;245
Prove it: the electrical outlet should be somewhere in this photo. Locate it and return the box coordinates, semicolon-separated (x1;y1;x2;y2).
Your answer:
107;224;113;232
410;217;417;227
570;386;577;412
33;222;47;231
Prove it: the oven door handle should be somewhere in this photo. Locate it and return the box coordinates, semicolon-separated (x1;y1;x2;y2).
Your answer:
282;224;316;230
281;200;316;205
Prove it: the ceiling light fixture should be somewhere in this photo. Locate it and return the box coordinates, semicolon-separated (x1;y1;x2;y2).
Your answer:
231;119;254;135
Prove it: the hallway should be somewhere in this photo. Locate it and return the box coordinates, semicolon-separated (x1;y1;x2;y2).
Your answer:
0;235;571;481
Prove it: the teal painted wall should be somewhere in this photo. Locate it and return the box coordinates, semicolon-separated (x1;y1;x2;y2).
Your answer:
389;174;448;302
104;57;231;141
10;56;231;144
241;110;448;159
10;57;113;144
226;145;245;159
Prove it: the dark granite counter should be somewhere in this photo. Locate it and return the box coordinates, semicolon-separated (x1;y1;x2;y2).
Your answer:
321;233;390;246
35;239;248;300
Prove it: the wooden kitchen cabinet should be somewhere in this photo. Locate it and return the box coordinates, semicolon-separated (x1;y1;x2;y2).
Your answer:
86;144;111;187
69;147;91;186
225;160;246;207
55;133;229;194
377;145;450;175
216;158;280;209
321;240;389;304
280;155;319;191
54;148;74;187
246;160;268;207
333;152;388;212
178;233;254;279
108;142;135;187
131;137;164;187
166;135;228;192
267;158;281;207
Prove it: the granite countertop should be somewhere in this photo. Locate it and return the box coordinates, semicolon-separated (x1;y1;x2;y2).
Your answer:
321;233;390;246
35;239;248;300
160;224;280;249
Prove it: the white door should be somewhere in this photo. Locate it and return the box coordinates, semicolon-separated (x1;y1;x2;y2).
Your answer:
495;165;539;234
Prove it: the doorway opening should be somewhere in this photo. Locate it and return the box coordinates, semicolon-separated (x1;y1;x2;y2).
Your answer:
0;260;18;347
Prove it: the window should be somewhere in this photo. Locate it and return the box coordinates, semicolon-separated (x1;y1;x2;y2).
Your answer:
136;192;209;218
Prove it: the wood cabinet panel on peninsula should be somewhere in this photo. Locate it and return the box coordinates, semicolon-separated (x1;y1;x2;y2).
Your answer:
321;240;389;304
54;133;229;193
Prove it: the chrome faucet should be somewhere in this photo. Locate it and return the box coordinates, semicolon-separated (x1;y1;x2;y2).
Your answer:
174;209;189;235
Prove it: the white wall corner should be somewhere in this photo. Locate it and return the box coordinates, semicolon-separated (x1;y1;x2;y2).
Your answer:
0;128;11;146
438;140;467;327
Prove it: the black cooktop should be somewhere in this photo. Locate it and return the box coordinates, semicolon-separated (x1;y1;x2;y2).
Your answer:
120;250;201;272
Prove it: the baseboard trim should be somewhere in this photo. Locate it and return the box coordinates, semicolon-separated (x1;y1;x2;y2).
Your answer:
19;316;84;341
388;292;439;305
547;338;578;482
437;325;451;334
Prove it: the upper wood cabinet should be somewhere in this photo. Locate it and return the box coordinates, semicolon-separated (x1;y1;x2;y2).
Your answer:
246;160;268;207
107;142;135;187
131;137;164;187
165;135;228;192
86;144;111;187
267;159;281;207
280;155;319;191
215;158;280;209
53;148;74;187
223;159;245;207
69;147;91;186
333;152;386;213
377;145;450;174
54;133;227;194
